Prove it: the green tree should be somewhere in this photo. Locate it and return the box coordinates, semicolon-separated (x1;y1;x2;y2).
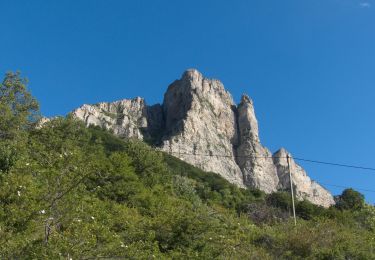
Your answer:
86;152;143;203
123;140;170;187
336;188;365;211
0;71;39;173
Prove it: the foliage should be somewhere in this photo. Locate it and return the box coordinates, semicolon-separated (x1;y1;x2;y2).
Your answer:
266;191;292;211
0;71;39;138
0;72;39;173
0;116;373;259
335;188;365;211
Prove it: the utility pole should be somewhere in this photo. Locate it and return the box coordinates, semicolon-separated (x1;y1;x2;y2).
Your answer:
287;154;297;226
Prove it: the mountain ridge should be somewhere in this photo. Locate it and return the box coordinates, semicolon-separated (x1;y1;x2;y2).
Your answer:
71;69;334;207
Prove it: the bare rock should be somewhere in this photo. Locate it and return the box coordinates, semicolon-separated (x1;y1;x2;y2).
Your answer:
68;69;334;206
160;69;244;187
236;95;279;193
273;148;335;207
72;97;163;141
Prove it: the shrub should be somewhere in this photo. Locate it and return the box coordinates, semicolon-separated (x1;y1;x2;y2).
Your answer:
335;188;365;211
247;202;289;225
296;200;326;220
266;192;292;211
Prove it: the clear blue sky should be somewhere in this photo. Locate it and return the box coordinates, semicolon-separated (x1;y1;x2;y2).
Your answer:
1;0;374;203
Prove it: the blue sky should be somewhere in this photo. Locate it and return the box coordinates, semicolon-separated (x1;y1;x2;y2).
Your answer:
1;0;374;203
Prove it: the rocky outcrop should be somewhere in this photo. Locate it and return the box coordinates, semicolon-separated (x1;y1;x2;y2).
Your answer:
36;116;53;129
160;69;244;187
72;97;163;141
236;95;279;193
71;69;334;207
273;149;335;207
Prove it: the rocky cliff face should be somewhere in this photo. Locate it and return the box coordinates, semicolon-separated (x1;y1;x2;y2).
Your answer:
273;149;335;207
160;70;244;186
236;95;279;193
71;69;334;207
72;97;163;140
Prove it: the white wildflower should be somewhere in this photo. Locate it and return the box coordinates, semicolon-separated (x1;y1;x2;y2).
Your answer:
17;191;21;197
25;163;30;166
91;216;95;220
40;209;46;214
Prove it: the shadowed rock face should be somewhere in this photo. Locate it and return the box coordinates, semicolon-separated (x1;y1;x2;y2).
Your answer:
71;69;334;207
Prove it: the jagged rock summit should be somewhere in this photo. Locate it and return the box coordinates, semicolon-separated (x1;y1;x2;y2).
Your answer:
72;69;335;207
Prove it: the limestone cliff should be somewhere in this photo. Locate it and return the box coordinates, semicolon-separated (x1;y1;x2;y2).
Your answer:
71;69;334;207
236;95;279;193
273;149;335;207
72;97;163;140
160;70;244;186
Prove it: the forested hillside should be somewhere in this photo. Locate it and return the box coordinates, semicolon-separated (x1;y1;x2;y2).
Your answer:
0;72;374;259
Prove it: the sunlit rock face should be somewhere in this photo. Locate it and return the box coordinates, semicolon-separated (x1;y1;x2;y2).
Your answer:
71;69;334;207
160;69;244;187
236;94;279;193
72;97;163;141
273;148;335;207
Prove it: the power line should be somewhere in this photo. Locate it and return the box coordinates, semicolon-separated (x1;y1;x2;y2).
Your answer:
28;139;375;197
17;141;374;229
39;135;375;172
320;182;375;194
163;150;375;194
163;150;375;173
293;157;375;172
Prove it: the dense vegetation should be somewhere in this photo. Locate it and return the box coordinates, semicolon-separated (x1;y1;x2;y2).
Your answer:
0;72;374;259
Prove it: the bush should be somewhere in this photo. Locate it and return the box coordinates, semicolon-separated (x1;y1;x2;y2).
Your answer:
335;188;365;211
296;200;325;220
266;192;292;211
247;202;289;225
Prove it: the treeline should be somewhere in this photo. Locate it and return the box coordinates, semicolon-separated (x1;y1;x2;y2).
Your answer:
0;72;374;259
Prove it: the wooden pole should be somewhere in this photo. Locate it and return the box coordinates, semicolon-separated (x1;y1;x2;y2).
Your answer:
287;154;297;226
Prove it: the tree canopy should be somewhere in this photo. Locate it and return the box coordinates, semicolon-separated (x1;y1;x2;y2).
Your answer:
0;72;39;173
336;188;365;211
